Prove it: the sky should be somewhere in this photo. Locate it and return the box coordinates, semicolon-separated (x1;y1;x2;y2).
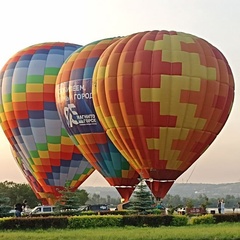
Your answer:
0;0;240;187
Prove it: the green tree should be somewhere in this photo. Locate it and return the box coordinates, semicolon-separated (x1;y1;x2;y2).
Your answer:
130;179;154;214
0;181;39;208
55;188;89;211
163;194;183;208
0;193;11;214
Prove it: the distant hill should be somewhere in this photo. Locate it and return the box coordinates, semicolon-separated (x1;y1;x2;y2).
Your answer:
80;182;240;199
168;182;240;198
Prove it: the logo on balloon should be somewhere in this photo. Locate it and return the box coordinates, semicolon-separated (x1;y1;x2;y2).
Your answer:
64;103;97;127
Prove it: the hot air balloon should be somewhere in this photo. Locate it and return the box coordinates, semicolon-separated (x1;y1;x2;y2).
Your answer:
11;146;51;205
55;38;140;202
92;30;234;200
0;42;94;204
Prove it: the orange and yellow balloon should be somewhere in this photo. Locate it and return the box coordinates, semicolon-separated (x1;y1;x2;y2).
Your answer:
92;30;234;199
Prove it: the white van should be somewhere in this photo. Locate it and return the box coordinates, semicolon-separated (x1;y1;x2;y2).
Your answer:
29;205;56;216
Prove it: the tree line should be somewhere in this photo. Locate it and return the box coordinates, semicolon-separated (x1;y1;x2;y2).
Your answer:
161;193;240;210
1;180;240;215
0;181;121;214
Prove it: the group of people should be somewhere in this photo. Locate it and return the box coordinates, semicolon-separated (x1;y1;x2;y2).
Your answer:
14;200;27;217
217;199;225;214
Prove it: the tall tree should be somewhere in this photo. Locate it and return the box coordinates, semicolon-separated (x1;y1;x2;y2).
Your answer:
130;179;154;214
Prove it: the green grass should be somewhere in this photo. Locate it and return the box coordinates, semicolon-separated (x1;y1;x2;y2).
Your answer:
1;223;240;240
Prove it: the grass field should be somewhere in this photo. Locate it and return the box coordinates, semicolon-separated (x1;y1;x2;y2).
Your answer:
1;223;240;240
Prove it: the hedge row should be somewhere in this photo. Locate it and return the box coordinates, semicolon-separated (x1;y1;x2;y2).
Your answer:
0;214;240;230
0;215;187;229
0;209;153;218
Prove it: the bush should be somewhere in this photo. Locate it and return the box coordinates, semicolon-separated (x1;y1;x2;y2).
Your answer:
147;209;164;215
4;213;240;230
68;215;123;228
122;215;174;227
189;214;215;225
171;215;188;226
0;213;14;218
0;216;68;230
214;213;240;223
106;210;137;215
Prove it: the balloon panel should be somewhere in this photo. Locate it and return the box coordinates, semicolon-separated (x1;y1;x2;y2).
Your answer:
93;31;234;181
11;146;51;204
55;38;139;190
0;42;94;201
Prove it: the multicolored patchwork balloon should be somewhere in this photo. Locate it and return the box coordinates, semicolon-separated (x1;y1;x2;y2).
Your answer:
0;42;94;204
55;38;139;201
92;30;234;199
11;146;51;205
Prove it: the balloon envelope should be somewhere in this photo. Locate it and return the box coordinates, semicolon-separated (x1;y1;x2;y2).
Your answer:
11;146;51;205
55;38;139;201
0;42;94;204
92;30;234;198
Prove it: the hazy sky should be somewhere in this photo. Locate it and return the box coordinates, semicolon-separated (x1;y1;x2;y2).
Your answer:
0;0;240;186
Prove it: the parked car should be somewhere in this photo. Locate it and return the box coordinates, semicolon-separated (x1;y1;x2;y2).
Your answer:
29;205;56;216
8;209;16;216
80;204;110;212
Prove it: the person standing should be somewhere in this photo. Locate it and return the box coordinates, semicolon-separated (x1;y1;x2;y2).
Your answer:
22;200;27;211
233;204;236;213
221;199;225;214
14;202;23;217
217;199;221;214
14;200;28;217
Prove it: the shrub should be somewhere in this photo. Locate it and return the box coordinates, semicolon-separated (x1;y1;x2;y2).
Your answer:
107;210;137;215
0;216;68;230
171;215;188;226
122;215;174;227
147;209;164;215
214;213;240;223
189;214;215;225
68;215;123;228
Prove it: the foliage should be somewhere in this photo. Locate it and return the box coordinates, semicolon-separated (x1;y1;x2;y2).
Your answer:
147;208;163;215
189;214;215;225
170;215;188;226
2;213;240;230
163;194;182;208
185;199;194;209
87;193;101;205
2;180;240;215
107;210;137;215
162;193;240;209
121;215;174;227
0;193;11;214
55;188;89;212
0;214;183;229
0;181;39;208
0;216;68;230
68;215;123;228
129;180;154;214
85;193;120;205
213;213;240;223
166;204;182;215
